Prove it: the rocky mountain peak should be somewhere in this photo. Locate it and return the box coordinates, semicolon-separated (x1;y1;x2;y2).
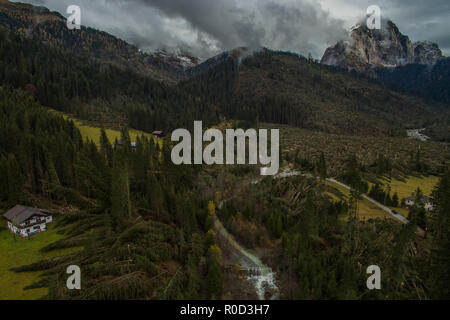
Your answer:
413;41;444;65
321;20;444;72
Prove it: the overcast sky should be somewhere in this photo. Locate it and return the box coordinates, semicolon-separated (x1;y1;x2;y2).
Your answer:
17;0;450;59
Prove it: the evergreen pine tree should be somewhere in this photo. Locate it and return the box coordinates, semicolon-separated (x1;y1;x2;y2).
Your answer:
100;127;113;167
429;171;450;299
110;152;131;230
7;154;24;204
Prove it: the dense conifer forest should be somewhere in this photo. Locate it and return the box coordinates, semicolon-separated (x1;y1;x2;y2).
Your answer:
0;86;225;299
0;28;219;132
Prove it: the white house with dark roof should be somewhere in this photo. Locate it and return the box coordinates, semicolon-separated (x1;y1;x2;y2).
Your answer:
2;205;53;237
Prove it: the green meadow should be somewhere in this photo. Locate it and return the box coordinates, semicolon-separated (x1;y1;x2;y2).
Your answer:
379;175;439;200
324;180;391;221
0;224;81;300
48;109;162;146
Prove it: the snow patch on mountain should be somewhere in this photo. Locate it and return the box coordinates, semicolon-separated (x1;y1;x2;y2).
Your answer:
153;48;200;71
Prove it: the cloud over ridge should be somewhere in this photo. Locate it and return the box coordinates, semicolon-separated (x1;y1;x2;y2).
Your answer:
19;0;449;59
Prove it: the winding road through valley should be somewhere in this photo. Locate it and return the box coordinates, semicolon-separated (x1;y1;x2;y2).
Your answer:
326;177;425;236
273;168;424;235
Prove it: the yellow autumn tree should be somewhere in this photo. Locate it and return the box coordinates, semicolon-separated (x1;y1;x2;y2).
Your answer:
208;200;216;216
208;244;222;262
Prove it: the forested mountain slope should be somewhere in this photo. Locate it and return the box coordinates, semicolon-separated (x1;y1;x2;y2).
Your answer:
375;59;450;105
182;49;447;136
0;0;186;83
0;29;219;132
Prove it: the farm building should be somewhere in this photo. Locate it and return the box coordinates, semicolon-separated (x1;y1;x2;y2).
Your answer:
2;205;54;237
152;131;165;138
403;193;434;211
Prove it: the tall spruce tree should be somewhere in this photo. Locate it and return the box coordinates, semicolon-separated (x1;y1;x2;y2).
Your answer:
7;154;23;204
100;127;113;167
110;152;131;230
429;171;450;298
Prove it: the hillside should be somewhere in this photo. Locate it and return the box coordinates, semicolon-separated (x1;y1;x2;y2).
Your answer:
0;0;188;83
182;49;446;136
271;123;449;177
376;58;450;105
0;28;218;132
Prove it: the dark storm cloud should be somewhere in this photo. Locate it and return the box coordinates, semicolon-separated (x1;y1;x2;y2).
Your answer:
132;0;347;55
13;0;449;58
134;0;269;52
117;0;349;58
15;0;347;59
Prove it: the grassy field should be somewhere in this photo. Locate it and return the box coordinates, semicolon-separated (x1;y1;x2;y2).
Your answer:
0;224;81;300
379;175;439;200
49;109;161;146
324;180;392;221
